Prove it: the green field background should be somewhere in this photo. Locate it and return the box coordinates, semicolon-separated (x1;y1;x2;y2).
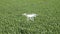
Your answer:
0;0;60;34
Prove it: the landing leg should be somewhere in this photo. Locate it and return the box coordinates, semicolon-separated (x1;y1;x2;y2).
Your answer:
30;17;34;21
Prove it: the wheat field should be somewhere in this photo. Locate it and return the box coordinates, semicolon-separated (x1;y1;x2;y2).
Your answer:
0;0;60;34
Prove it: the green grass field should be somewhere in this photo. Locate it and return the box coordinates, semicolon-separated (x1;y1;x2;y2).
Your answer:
0;0;60;34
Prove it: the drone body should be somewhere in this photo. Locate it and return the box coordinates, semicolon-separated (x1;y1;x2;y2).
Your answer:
22;13;37;21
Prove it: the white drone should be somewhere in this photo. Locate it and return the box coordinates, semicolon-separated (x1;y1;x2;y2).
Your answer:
22;13;37;21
